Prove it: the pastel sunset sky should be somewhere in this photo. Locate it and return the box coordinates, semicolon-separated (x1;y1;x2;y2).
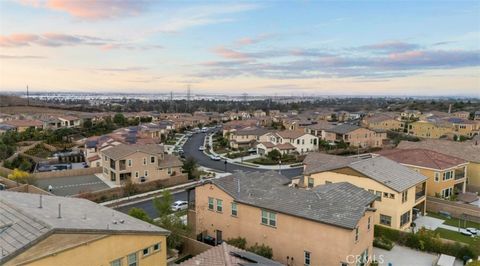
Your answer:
0;0;479;96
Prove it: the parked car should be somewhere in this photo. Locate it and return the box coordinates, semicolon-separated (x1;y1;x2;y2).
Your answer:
466;227;478;235
460;229;473;236
140;176;146;182
210;155;221;161
0;183;6;190
198;146;205;151
171;200;188;212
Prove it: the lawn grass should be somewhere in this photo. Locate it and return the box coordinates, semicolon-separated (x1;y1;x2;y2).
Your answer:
434;228;479;246
427;212;480;229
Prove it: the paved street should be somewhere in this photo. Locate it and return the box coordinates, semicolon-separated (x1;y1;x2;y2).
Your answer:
36;174;110;196
183;129;303;179
115;190;191;218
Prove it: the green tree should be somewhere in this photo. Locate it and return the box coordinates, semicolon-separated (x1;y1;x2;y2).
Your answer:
123;179;138;196
113;113;126;125
82;119;93;129
128;207;153;223
153;190;173;217
267;150;281;161
226;237;247;249
182;157;198;179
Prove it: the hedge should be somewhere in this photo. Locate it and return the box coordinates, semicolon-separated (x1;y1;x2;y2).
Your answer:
374;225;479;260
373;237;394;251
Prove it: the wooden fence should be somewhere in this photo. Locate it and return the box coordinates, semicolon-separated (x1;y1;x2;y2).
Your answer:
32;167;102;179
426;196;480;223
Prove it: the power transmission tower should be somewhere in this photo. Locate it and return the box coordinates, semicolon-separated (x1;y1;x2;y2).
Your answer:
186;85;191;113
26;85;30;106
169;91;176;113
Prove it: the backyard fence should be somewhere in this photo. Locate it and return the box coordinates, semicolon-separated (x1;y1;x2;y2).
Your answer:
426;196;480;223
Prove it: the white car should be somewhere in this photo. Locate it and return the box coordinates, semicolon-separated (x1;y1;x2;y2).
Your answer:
171;200;188;212
198;146;205;151
210;155;221;161
466;227;478;235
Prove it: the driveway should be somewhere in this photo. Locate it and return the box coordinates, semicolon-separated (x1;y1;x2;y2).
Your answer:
183;129;303;179
36;174;109;196
373;246;463;266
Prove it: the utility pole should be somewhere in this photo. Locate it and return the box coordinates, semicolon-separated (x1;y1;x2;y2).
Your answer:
26;85;30;106
186;85;191;113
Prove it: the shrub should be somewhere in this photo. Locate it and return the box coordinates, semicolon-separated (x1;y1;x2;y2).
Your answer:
247;243;273;259
226;237;247;249
373;237;394;250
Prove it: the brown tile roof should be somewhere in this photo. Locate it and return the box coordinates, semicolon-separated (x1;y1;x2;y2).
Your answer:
101;144;164;160
363;113;398;123
158;154;182;168
179;242;282;266
275;130;307;139
87;155;101;162
57;115;79;121
275;143;296;150
397;139;480;163
258;141;275;148
5;119;43;127
377;149;467;170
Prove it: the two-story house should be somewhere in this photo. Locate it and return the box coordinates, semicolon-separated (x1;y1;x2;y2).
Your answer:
397;139;480;193
362;113;404;132
303;153;428;231
228;127;272;149
100;144;183;185
378;149;468;198
256;130;318;155
190;171;377;266
323;124;387;148
407;120;452;138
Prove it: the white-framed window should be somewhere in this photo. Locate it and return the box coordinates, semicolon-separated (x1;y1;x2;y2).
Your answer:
375;191;382;201
307;177;314;188
367;216;371;231
143;158;147;165
208;197;214;210
304;251;311;266
135;171;139;178
110;258;122;266
142;247;150;257
150;156;155;163
144;170;148;177
104;155;108;161
401;190;408;203
153;242;161;252
380;214;391;226
127;252;137;266
231;202;237;216
261;210;276;227
400;211;411;227
167;167;172;174
442;187;453;198
127;159;132;167
355;226;359;242
216;199;223;212
434;172;439;182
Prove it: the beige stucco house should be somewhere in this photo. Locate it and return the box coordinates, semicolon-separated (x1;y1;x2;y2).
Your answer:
190;171;377;266
303;153;428;231
323;124;387;148
100;144;183;185
256;130;318;155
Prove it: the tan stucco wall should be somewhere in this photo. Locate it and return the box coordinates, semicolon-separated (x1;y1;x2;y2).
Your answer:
101;150;179;185
409;122;451;138
195;183;374;266
365;119;403;131
306;171;424;230
324;128;386;148
467;162;480;188
410;165;466;197
7;234;167;266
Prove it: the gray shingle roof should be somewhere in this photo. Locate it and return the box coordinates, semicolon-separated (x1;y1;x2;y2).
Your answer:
304;153;428;192
101;143;164;160
0;191;168;264
326;124;361;134
348;156;427;192
210;171;376;230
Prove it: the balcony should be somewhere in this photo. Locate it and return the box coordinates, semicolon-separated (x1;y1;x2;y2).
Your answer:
415;190;426;201
455;172;465;180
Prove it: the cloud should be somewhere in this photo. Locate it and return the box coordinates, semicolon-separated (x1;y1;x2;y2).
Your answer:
201;46;480;79
100;43;163;51
95;67;149;72
153;3;259;33
0;54;46;59
235;34;273;46
18;0;149;20
0;33;110;47
212;46;249;59
358;41;420;53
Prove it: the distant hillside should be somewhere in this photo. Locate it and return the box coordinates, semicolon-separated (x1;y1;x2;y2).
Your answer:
0;95;30;107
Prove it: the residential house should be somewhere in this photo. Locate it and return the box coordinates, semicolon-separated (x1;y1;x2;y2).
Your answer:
253;109;267;118
179;242;282;266
256;130;318;155
452;111;471;119
362;113;403;132
0;191;169;266
0;124;16;134
4;119;44;132
397;139;480;192
475;111;480;121
407;120;452;138
100;144;183;185
378;149;468;198
58;115;82;128
191;171;377;266
304;121;336;138
303;153;427;230
222;120;260;136
324;124;387;148
228;127;272;149
443;117;480;137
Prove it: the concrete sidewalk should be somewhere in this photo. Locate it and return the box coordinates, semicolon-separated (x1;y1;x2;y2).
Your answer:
414;215;463;233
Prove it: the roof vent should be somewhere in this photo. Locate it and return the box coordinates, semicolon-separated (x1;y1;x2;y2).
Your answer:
119;219;125;224
38;195;42;209
113;220;118;224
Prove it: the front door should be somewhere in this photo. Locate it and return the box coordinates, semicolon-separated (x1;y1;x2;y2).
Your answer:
216;230;222;245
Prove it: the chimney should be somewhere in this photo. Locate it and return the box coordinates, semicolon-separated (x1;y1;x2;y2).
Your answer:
57;203;62;219
38;195;42;209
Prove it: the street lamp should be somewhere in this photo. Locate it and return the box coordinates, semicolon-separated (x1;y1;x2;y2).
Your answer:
278;160;281;174
224;160;227;172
